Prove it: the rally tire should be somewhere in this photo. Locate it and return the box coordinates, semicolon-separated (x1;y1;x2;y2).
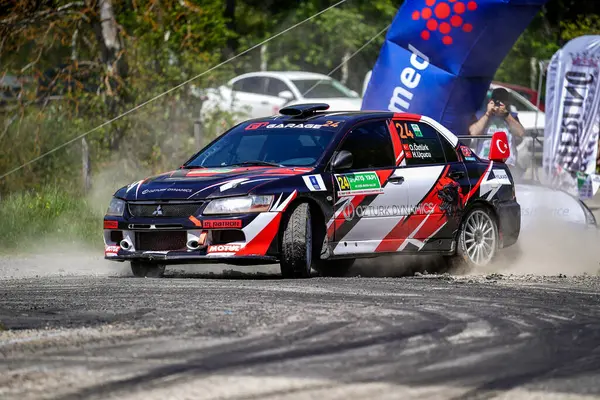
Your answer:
280;203;313;279
315;259;355;277
450;206;499;270
131;262;166;278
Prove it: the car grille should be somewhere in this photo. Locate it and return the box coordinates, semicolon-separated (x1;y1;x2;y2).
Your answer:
136;231;187;251
128;202;203;218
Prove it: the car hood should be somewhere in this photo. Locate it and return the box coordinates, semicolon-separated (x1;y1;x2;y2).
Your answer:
117;166;313;201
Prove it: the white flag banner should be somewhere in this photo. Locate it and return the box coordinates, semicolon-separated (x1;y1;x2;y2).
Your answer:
543;35;600;199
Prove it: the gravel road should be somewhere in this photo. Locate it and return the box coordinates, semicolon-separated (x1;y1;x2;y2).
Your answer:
1;258;600;400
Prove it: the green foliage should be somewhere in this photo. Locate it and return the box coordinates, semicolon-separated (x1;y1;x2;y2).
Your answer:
0;186;101;251
560;15;600;42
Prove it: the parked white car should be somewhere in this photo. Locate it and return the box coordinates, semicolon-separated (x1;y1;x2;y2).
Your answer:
197;71;362;124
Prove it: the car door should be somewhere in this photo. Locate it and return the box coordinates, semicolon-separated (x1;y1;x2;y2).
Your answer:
331;119;411;256
231;76;273;118
389;118;470;252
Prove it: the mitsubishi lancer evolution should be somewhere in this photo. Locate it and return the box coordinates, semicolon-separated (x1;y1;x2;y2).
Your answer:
103;103;520;278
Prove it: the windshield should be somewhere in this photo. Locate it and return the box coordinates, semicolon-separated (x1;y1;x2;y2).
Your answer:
185;121;342;168
293;79;358;99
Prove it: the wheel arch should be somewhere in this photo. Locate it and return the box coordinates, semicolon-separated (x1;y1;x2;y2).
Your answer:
276;195;328;256
457;199;501;241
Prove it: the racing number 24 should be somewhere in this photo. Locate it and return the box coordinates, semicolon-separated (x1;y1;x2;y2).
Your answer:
336;175;351;191
394;122;415;139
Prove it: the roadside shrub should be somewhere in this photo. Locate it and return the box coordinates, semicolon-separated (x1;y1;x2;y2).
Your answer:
0;186;102;252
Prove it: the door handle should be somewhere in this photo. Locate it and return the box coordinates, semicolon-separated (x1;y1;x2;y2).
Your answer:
260;100;269;105
389;176;404;185
449;171;465;180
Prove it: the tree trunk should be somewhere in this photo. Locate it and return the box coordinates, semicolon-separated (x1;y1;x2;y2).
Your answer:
95;0;128;80
224;0;237;58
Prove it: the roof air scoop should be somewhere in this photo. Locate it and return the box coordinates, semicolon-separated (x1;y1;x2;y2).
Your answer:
279;103;330;117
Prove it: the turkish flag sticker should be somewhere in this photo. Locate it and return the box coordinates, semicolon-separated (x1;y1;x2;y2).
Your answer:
489;131;510;162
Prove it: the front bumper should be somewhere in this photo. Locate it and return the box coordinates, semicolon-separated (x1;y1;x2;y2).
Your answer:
106;250;278;265
103;211;284;264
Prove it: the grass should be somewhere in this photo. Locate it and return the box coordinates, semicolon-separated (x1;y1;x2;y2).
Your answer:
0;186;103;253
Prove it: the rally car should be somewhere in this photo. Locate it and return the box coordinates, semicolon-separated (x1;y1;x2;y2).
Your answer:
103;103;521;278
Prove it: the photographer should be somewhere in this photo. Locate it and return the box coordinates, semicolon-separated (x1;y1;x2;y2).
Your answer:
469;88;526;177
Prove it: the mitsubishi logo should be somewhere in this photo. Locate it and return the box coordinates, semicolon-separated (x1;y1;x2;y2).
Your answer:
152;205;163;216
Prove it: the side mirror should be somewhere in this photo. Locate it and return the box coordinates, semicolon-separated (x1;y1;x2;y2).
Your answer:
278;90;294;101
489;131;510;163
331;150;353;171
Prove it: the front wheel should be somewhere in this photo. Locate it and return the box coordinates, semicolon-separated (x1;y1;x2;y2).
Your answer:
280;203;313;279
450;207;499;270
131;262;166;278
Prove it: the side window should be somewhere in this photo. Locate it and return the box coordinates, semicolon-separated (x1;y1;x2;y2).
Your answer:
266;78;292;97
231;78;246;92
232;77;266;94
439;135;459;162
339;120;395;169
392;120;446;166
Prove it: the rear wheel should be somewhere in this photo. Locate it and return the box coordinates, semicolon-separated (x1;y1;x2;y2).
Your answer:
280;203;313;279
315;259;355;277
131;262;166;278
449;207;499;270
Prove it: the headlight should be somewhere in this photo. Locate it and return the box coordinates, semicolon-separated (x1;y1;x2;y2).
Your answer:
106;197;126;216
203;195;273;215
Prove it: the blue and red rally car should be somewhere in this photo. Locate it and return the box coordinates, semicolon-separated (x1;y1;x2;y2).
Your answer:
103;103;520;277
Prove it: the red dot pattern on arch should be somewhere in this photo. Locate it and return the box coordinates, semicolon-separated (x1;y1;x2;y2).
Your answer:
413;0;478;45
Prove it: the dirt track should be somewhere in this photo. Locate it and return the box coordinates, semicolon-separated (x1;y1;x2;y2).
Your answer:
1;258;600;400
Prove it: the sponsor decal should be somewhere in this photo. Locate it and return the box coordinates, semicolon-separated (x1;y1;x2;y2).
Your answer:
408;143;432;159
323;120;341;128
245;122;270;130
412;0;478;46
492;168;508;181
388;44;430;113
343;203;436;220
335;172;384;196
265;123;323;129
141;188;193;195
104;220;118;229
460;145;472;157
105;245;120;257
411;123;423;137
203;219;243;229
208;244;242;253
521;206;570;217
302;174;327;191
465;156;476;161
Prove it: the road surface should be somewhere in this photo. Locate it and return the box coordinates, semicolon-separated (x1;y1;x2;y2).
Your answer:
1;262;600;400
